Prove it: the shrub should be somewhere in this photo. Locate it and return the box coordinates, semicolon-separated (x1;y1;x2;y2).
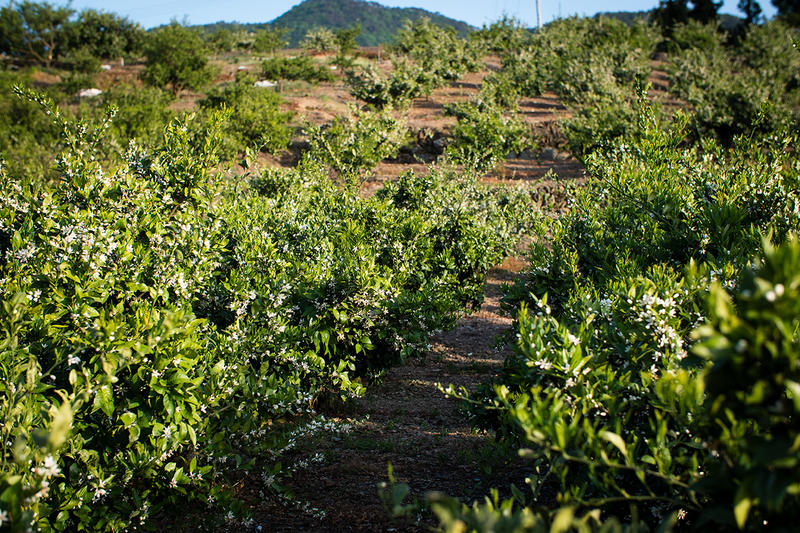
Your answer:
251;27;288;56
392;16;484;83
498;16;658;100
59;8;145;63
470;15;532;54
92;84;176;149
476;72;522;110
333;24;361;68
261;55;334;91
141;21;218;96
443;97;533;170
199;77;294;157
300;27;336;54
665;19;727;53
0;73;63;183
0;96;248;531
667;20;800;145
434;100;800;532
492;17;657;157
58;46;102;74
376;166;535;309
560;84;659;158
304;105;408;183
423;236;800;532
344;57;435;109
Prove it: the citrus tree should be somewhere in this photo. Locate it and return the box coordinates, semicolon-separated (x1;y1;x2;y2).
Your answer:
141;21;218;96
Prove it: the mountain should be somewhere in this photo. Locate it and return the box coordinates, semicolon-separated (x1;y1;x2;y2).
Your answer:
271;0;474;46
197;0;474;47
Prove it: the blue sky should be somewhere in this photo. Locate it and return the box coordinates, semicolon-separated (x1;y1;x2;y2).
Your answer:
65;0;779;30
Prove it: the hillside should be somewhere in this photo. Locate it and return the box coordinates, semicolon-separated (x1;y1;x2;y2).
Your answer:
273;0;474;46
197;0;474;47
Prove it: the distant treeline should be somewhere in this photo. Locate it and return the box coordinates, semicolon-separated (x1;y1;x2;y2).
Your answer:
596;9;744;30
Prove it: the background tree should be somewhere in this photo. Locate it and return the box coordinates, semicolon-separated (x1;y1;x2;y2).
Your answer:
0;1;73;67
59;9;144;72
654;0;722;36
689;0;723;23
334;23;361;66
772;0;800;25
0;7;24;60
252;26;289;56
206;27;237;57
300;26;336;54
739;0;764;25
141;21;218;96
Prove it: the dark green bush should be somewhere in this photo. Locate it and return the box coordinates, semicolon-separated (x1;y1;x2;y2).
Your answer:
437;100;800;532
443;97;533;170
665;19;727;53
199;77;294;157
261;55;334;91
667;20;800;145
304;105;408;183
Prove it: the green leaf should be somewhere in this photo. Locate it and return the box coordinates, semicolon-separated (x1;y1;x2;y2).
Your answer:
128;424;140;443
510;483;526;505
786;380;800;412
734;484;752;530
392;482;410;505
93;385;114;417
120;412;136;428
550;506;575;533
163;394;175;418
599;430;628;459
186;424;197;447
49;400;73;449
